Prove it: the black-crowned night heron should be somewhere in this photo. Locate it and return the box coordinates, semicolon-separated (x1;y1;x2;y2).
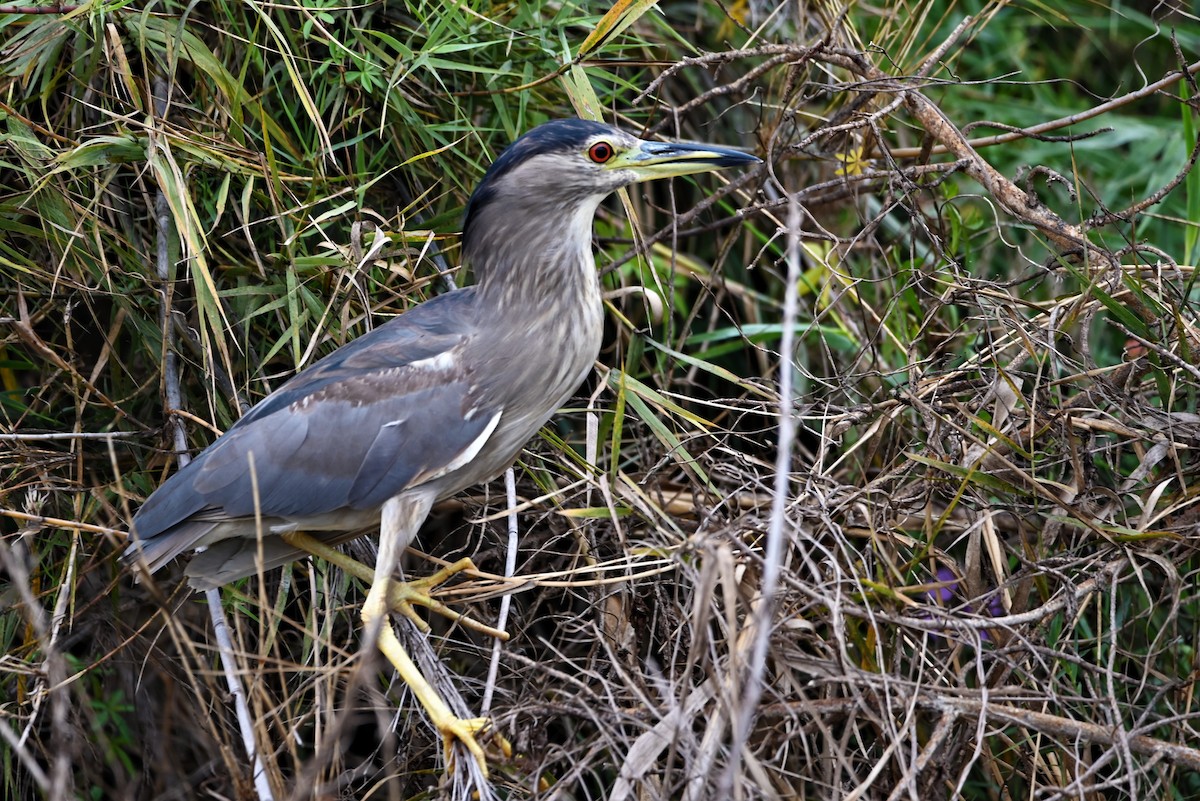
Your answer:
126;117;758;773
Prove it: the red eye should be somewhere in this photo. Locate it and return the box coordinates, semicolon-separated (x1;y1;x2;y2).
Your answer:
588;141;614;163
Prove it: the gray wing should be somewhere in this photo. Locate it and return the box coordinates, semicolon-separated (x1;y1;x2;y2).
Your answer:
127;289;499;573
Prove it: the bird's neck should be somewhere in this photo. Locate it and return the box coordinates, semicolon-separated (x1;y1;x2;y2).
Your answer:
462;198;607;431
465;199;605;324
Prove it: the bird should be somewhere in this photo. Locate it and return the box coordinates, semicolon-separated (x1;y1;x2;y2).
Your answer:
125;117;759;774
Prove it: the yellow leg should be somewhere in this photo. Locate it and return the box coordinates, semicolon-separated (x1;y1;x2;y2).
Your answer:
281;491;515;777
361;575;509;775
281;530;509;640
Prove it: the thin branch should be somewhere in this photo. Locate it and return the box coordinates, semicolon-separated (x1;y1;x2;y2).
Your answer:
890;57;1200;159
718;187;804;798
0;431;140;441
149;71;274;801
925;697;1200;772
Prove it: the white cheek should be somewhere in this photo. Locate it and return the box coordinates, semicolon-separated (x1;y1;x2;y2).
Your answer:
612;167;641;189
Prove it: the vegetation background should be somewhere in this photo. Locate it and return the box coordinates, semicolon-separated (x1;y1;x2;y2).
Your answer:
2;0;1199;799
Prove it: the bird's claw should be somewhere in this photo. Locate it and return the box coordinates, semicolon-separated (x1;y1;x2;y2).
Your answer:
388;557;509;640
438;714;513;777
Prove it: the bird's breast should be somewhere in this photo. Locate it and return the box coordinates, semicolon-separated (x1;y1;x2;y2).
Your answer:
440;289;603;494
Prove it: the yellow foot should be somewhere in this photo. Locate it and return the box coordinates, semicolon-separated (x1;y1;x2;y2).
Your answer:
388;557;509;641
279;532;508;641
434;713;514;776
367;594;513;778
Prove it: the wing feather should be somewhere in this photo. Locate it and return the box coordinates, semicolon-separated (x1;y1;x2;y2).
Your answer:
127;290;498;559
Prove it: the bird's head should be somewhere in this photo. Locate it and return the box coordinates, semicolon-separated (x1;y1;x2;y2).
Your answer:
462;118;759;270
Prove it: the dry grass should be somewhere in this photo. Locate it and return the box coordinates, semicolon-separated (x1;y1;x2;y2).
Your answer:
3;1;1200;799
